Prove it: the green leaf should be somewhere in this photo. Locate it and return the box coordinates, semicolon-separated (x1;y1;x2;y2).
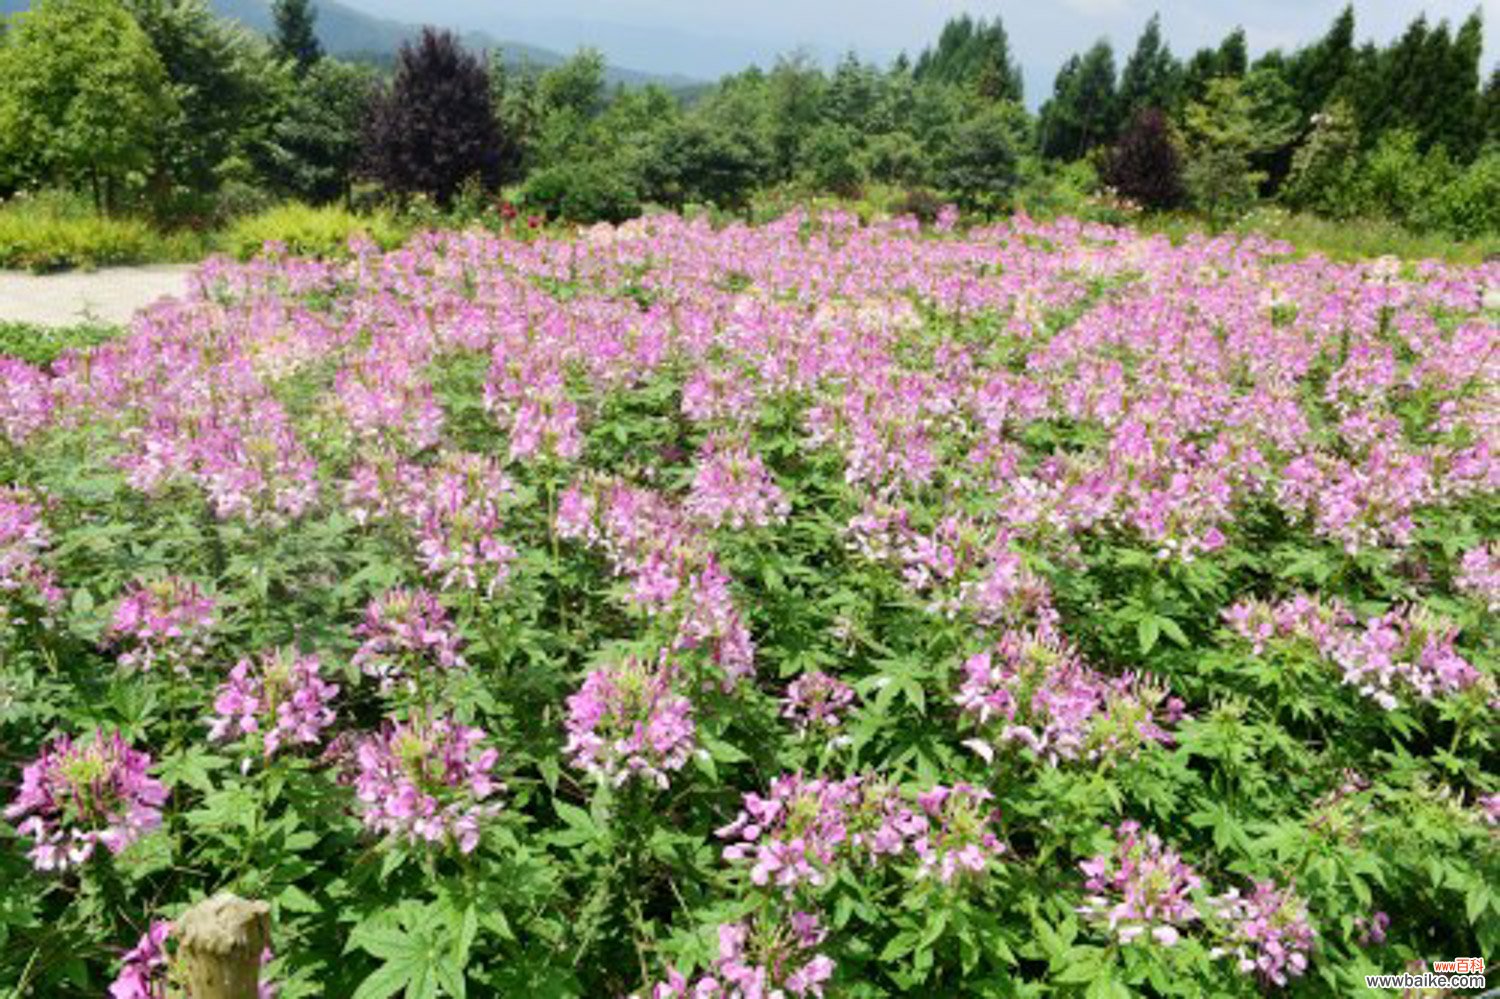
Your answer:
1137;616;1160;655
352;961;412;999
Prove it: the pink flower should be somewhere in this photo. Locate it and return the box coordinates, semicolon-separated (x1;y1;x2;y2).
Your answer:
5;730;168;871
209;649;339;759
685;440;789;530
105;576;216;674
1079;821;1202;948
345;714;503;853
564;655;696;789
1208;880;1316;986
782;671;856;735
352;588;465;694
0;487;63;612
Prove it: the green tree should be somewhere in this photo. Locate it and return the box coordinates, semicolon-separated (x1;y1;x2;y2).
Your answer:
1281;98;1360;217
1118;14;1180;118
1037;40;1118;161
937;100;1029;213
263;58;372;204
1286;5;1355;119
1182;77;1268;225
914;15;1022;103
0;0;174;212
272;0;322;75
126;0;282;219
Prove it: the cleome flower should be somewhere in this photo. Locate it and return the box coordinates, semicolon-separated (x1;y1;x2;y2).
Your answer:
209;649;339;760
346;714;503;854
564;654;696;789
105;576;217;674
1207;879;1316;987
1078;821;1202;947
637;911;836;999
352;587;466;695
5;730;168;872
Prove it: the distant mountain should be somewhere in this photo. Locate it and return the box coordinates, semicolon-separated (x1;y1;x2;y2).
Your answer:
0;0;701;89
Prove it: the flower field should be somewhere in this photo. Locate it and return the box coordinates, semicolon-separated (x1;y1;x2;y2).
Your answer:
1;211;1495;997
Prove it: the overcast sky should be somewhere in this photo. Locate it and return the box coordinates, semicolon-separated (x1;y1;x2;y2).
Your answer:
346;0;1497;96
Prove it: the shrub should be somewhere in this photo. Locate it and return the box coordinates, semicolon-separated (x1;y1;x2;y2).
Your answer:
1100;108;1184;210
1281;100;1361;219
522;160;641;224
220;202;405;260
936;100;1029;213
0;192;171;271
1435;150;1500;240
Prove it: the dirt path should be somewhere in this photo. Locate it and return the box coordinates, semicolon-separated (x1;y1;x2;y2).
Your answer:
0;264;196;327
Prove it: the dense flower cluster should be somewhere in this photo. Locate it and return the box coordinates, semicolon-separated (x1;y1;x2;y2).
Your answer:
5;730;168;871
106;576;216;673
686;440;790;530
640;912;835;999
1079;821;1203;947
352;587;466;693
1455;543;1499;612
1208;880;1316;987
346;714;503;853
909;783;1006;884
209;649;339;759
1225;596;1483;708
0;487;62;613
781;671;856;735
564;655;696;788
956;628;1183;766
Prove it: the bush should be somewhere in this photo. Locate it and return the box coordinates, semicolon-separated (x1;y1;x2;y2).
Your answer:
220;202;406;260
521;161;640;225
936;101;1029;213
0;192;181;271
1435;150;1500;240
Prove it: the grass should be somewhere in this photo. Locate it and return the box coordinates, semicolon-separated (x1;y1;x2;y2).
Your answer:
0;320;122;364
1142;207;1499;265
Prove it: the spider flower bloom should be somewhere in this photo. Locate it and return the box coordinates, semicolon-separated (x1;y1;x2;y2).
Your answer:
1079;821;1202;947
782;671;856;735
640;911;836;999
349;715;503;854
1330;606;1480;709
5;730;168;871
564;656;696;788
1208;880;1316;987
106;576;216;673
0;357;52;445
718;774;859;890
955;629;1182;766
0;487;62;612
108;920;277;999
209;650;339;758
352;588;465;694
685;442;789;530
910;784;1006;884
1456;543;1499;612
108;920;172;999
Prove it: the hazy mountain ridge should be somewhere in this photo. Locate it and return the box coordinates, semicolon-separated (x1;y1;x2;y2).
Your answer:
0;0;702;88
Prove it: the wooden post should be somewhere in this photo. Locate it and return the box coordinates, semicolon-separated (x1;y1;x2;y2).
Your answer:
175;893;271;999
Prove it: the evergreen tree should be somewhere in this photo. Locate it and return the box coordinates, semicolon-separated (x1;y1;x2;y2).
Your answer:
1118;14;1180;118
914;15;1022;103
1038;41;1118;161
937;100;1028;213
272;0;321;75
1286;5;1354;119
264;58;371;204
361;27;502;205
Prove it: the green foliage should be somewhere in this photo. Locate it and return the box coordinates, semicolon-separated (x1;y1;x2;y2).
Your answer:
262;59;375;206
0;192;199;271
1037;41;1119;161
0;0;174;213
521;161;640;224
0;320;120;363
1282;100;1361;218
271;0;322;75
799;124;864;197
219;201;405;259
1182;78;1273;225
936;101;1029;213
913;14;1023;103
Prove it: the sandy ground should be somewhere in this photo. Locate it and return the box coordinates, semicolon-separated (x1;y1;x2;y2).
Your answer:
0;264;196;327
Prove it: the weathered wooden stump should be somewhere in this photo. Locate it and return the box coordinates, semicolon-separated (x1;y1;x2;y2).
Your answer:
176;893;271;999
